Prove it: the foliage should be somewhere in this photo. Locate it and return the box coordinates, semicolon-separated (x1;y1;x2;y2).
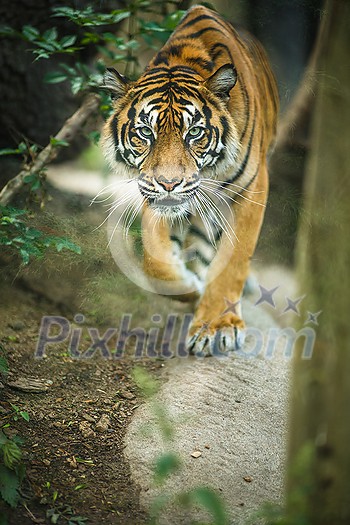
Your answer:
0;1;185;97
0;347;28;517
0;1;185;261
0;206;81;264
133;367;228;525
0;346;9;377
0;430;26;511
10;404;30;423
46;504;89;525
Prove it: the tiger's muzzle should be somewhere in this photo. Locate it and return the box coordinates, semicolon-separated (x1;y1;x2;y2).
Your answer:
138;172;200;217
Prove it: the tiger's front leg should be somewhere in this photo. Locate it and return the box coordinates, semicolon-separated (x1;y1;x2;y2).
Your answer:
188;166;268;356
141;204;203;303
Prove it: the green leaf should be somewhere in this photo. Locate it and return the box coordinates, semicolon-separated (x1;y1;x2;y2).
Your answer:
19;411;30;422
22;25;40;41
153;453;181;484
162;11;186;31
2;440;22;468
36;41;56;52
32;50;50;60
0;24;16;36
44;71;68;84
179;487;227;525
50;137;69;147
19;249;30;265
0;465;20;507
60;35;77;48
30;179;42;191
23;174;37;183
88;131;101;145
49;512;60;524
0;353;8;375
0;148;20;156
140;21;168;33
18;142;28;153
42;27;58;42
74;483;87;490
109;11;131;24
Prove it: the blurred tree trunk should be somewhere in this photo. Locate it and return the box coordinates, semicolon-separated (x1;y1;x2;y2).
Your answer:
287;1;350;523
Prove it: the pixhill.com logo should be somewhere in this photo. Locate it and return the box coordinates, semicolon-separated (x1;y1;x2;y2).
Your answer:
34;283;321;360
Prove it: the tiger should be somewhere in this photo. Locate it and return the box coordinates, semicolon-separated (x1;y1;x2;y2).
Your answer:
101;4;279;356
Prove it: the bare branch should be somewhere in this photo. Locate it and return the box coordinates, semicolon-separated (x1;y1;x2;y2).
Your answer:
0;93;100;206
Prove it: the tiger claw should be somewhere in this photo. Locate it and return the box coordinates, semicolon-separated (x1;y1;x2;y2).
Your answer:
187;322;246;357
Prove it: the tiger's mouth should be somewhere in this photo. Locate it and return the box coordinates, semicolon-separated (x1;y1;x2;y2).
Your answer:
146;193;194;218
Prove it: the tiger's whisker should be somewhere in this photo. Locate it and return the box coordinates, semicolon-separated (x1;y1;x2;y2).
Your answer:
94;190;136;231
201;179;265;208
198;189;238;245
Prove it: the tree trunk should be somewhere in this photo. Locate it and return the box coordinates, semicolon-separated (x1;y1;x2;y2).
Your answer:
287;1;350;523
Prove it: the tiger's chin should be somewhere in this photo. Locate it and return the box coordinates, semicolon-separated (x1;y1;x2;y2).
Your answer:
148;196;193;220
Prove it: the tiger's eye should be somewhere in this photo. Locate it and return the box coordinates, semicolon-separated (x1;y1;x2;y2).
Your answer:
188;126;203;138
139;126;153;138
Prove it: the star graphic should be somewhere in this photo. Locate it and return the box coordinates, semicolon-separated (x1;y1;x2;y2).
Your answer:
221;297;241;316
254;285;279;308
198;321;211;334
282;295;306;316
304;310;322;325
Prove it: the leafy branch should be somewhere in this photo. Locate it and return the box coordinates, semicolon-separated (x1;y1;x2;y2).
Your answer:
0;93;100;206
0;206;81;264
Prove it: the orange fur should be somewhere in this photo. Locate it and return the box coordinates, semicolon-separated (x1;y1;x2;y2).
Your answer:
101;5;279;354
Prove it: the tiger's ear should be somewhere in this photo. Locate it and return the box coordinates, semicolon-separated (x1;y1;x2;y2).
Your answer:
204;64;237;100
103;67;130;99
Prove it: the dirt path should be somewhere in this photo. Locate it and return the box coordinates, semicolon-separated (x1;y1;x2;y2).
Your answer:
0;282;152;524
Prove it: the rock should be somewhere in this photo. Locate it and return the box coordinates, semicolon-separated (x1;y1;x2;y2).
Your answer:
7;377;53;393
119;390;135;400
82;412;95;423
79;421;96;438
95;414;110;433
191;451;202;458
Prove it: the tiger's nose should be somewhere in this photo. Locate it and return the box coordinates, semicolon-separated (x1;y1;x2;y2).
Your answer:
156;177;183;192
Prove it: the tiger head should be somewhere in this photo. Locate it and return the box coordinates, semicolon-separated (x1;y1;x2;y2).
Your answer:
101;64;240;218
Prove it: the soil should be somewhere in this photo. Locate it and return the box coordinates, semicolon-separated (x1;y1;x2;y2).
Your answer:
0;275;158;525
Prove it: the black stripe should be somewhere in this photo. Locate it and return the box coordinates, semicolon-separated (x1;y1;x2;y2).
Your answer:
238;83;251;142
170;235;183;247
190;249;211;267
222;118;256;187
136;76;200;90
187;56;214;72
208;42;231;61
181;13;229;34
167;44;184;56
220;115;229;144
177;27;225;40
189;224;211;245
238;165;259;194
188;224;222;245
153;53;169;66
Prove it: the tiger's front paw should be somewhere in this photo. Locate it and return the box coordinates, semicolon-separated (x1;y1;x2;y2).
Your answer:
187;313;245;357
